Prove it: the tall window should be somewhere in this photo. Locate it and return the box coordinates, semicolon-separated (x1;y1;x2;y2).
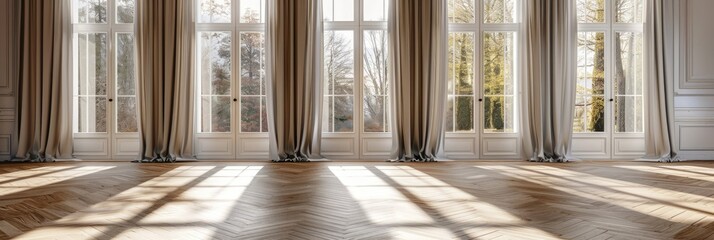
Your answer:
574;0;644;133
73;0;137;133
323;0;389;133
197;0;267;133
447;0;519;133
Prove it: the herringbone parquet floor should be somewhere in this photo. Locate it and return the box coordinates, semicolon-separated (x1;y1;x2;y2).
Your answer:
0;161;713;240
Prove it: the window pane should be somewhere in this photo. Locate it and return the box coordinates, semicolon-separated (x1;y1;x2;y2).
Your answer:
240;32;265;96
76;0;107;23
77;33;108;96
616;0;643;23
577;0;605;23
77;96;107;133
614;96;643;133
198;32;231;133
116;34;135;96
116;0;134;23
333;96;354;132
363;0;387;21
448;0;475;23
445;96;454;132
573;96;605;132
484;96;514;133
363;30;389;132
577;32;606;95
483;32;515;96
614;32;643;96
323;0;355;21
116;97;138;132
483;0;516;23
325;31;354;95
200;32;232;96
363;96;387;132
198;0;231;23
450;32;474;95
240;0;266;23
455;96;474;132
241;97;261;132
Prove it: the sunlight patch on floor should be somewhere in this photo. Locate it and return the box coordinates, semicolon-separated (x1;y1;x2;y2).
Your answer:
0;166;114;196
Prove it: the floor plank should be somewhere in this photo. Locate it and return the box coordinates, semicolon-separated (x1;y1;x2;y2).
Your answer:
0;161;713;239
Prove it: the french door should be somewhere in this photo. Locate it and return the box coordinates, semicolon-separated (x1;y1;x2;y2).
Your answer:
72;0;140;160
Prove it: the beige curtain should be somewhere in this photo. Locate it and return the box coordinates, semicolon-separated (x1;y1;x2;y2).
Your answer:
388;0;447;161
522;0;577;162
15;0;73;161
135;0;195;162
266;0;323;162
643;0;678;162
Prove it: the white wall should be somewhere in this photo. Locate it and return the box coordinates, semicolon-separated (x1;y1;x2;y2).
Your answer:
672;0;714;160
0;0;16;161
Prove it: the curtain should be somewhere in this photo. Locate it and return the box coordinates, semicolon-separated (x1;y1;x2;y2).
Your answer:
266;0;323;162
522;0;577;162
388;0;447;161
15;0;73;161
135;0;195;162
643;0;678;162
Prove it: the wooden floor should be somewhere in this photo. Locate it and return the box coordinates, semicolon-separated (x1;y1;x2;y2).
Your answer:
0;161;713;240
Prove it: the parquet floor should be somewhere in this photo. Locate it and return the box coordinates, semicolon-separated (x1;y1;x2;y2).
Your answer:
0;161;713;240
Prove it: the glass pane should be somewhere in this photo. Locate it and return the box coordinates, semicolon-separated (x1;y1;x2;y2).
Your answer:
325;31;355;95
77;33;108;96
240;0;266;23
323;0;355;21
449;32;474;95
455;96;474;132
363;30;389;132
241;97;261;132
333;96;354;132
445;96;454;132
116;0;135;23
116;97;138;132
577;32;606;95
484;96;514;133
483;32;515;96
484;0;516;23
199;32;232;95
363;96;387;132
577;0;605;23
241;32;265;96
198;0;231;23
449;0;475;23
573;96;605;132
616;0;643;23
76;0;107;23
116;33;135;96
363;0;387;21
614;96;643;133
213;96;232;132
77;96;107;133
614;32;643;96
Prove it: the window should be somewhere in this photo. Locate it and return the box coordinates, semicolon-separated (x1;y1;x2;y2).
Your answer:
73;0;137;133
446;0;519;133
322;0;389;133
196;0;267;133
574;0;644;133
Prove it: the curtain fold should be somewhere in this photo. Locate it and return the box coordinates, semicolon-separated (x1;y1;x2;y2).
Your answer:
266;0;323;162
135;0;195;162
388;0;447;161
643;0;678;162
15;0;73;162
522;0;577;162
